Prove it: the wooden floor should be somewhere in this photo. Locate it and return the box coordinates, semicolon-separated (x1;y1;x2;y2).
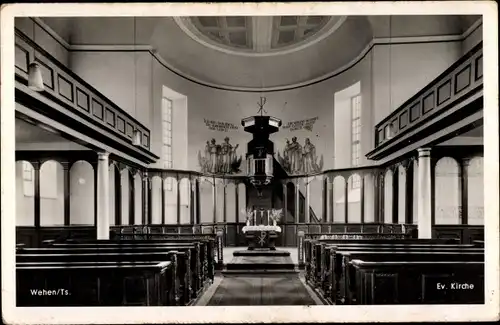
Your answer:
196;247;323;306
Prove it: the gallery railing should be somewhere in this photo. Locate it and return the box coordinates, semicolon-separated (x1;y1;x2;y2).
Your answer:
14;29;153;153
373;42;483;149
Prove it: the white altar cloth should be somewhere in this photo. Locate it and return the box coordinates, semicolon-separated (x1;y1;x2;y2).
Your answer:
242;225;281;233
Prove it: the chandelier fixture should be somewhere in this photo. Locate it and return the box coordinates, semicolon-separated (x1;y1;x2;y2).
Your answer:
241;100;282;193
28;20;44;92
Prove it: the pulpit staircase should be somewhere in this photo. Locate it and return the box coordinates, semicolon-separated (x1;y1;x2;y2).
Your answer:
272;158;320;224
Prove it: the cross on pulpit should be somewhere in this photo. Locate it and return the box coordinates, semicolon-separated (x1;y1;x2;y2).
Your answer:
257;97;267;116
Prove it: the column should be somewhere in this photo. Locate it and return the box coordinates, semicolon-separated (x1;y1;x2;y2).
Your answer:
235;184;239;224
62;162;70;225
115;167;122;226
404;162;414;224
295;180;300;223
360;176;365;224
326;180;332;222
392;168;399;224
417;148;432;239
176;176;181;225
190;180;195;225
460;159;470;225
142;174;148;225
97;152;110;239
33;162;41;228
213;179;217;224
305;178;310;223
161;177;166;224
147;174;153;225
344;179;349;223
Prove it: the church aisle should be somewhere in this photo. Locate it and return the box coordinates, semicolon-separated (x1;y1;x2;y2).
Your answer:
201;273;322;306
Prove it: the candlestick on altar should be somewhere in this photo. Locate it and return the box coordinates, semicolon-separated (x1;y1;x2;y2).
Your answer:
260;210;263;225
253;210;256;225
267;210;270;225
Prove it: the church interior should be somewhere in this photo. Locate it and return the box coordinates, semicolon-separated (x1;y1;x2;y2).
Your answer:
11;14;488;307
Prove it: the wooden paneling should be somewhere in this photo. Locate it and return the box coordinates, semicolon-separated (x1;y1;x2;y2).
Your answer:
372;43;483;150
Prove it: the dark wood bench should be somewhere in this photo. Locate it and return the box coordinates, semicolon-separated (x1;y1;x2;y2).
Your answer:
17;261;174;306
350;259;484;304
44;238;216;281
333;250;484;305
49;242;213;294
43;241;214;288
304;238;467;286
315;243;482;288
17;247;197;305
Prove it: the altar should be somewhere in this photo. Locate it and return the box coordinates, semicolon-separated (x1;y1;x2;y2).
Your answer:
242;208;282;251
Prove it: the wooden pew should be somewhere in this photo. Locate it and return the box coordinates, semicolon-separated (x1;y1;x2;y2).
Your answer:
332;250;483;305
305;238;463;286
350;259;484;304
46;241;212;295
45;237;217;282
17;261;174;306
303;239;483;302
17;248;194;305
314;244;484;296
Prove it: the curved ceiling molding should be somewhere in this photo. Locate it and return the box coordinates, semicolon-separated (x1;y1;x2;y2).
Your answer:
37;15;481;93
173;16;347;57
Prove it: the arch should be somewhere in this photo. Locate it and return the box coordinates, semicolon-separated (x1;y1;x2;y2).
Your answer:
120;168;131;225
215;180;225;223
332;175;346;223
467;157;484;225
179;178;191;224
40;160;64;226
238;183;247;222
434;157;461;225
397;165;407;224
225;183;236;223
199;179;213;223
309;176;323;223
383;169;393;224
16;161;35;226
347;173;362;223
363;173;375;223
133;173;142;225
164;177;178;224
69;160;94;225
108;164;116;225
298;178;307;223
412;159;419;224
286;182;295;223
151;176;163;224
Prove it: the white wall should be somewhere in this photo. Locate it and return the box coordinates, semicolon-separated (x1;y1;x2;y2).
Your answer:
15;18;70;67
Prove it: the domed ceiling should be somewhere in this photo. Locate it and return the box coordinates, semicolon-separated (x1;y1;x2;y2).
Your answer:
39;15;481;91
176;16;340;56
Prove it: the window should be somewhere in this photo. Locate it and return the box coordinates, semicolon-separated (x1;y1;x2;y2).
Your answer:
351;95;362;189
162;98;173;191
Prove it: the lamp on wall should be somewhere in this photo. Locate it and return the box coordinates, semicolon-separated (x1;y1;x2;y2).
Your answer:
132;16;142;147
28;19;44;92
133;128;142;146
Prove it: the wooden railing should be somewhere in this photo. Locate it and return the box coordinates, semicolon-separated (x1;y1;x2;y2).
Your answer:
374;42;483;149
17;223;483;249
14;29;152;152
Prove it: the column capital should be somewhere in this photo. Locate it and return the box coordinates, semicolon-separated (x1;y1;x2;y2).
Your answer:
417;147;431;157
97;152;110;160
